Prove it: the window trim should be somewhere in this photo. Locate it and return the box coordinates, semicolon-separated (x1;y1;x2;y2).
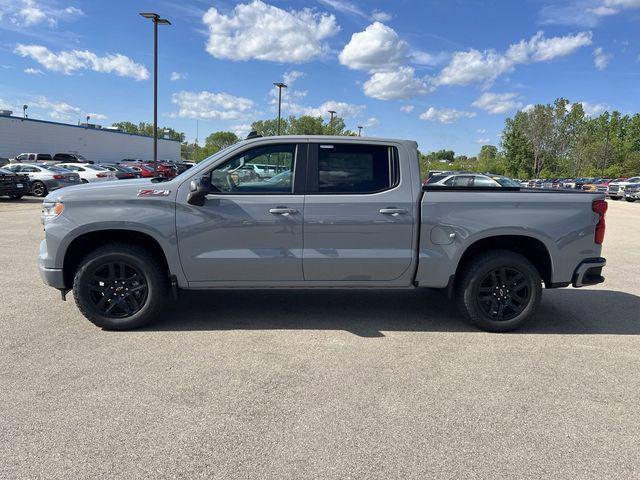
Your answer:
305;143;400;195
204;143;305;196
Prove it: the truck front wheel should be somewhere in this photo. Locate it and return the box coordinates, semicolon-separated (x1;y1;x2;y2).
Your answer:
455;250;542;332
72;243;168;330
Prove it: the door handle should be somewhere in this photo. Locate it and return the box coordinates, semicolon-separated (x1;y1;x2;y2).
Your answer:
269;207;298;215
379;208;408;216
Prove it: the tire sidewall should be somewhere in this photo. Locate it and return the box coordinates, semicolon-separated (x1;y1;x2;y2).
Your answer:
32;181;47;197
74;250;162;330
460;253;542;332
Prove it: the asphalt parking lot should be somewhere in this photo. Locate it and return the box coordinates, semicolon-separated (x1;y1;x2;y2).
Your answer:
1;198;639;479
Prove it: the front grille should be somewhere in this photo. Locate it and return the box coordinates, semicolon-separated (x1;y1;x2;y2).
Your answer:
609;185;620;193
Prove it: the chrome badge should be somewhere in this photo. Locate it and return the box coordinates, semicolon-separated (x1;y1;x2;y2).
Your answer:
137;189;171;197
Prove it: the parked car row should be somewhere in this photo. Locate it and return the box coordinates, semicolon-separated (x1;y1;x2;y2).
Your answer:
520;176;640;203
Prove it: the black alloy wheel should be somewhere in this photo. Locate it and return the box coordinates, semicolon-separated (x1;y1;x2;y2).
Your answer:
87;261;148;318
475;267;532;322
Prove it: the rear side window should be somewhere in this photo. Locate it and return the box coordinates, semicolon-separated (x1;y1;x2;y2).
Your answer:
317;144;398;193
36;154;52;161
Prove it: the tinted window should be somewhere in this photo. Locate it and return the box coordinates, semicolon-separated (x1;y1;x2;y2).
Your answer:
210;144;296;194
427;174;448;184
473;176;499;187
22;166;40;172
36;154;52;161
453;175;474;187
317;144;396;193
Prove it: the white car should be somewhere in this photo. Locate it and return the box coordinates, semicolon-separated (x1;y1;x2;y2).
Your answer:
426;173;520;188
55;163;116;183
3;163;81;197
607;176;640;200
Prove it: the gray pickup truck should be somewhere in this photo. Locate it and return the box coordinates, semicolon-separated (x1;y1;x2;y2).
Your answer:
38;136;608;332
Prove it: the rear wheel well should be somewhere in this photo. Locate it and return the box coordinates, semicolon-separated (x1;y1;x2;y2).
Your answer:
455;236;552;287
63;230;169;288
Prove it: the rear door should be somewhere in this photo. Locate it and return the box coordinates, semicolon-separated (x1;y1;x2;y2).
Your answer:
176;143;306;284
302;143;416;283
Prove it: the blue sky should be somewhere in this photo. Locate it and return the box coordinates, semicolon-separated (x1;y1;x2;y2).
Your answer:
1;0;639;155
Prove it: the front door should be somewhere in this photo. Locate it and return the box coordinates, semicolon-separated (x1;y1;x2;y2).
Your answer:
302;143;416;283
176;143;305;284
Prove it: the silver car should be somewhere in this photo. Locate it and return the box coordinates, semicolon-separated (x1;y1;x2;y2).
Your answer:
3;163;81;197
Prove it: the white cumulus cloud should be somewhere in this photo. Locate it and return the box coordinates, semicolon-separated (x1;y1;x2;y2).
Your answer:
339;22;408;71
202;0;339;63
24;67;43;75
438;31;592;86
400;105;415;113
419;107;476;124
472;92;523;114
171;91;254;120
15;44;149;80
300;100;365;118
363;66;433;100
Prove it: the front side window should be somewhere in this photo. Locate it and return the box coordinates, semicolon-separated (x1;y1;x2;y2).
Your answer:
453;175;474;187
209;144;296;194
37;154;52;161
473;176;499;187
317;144;396;193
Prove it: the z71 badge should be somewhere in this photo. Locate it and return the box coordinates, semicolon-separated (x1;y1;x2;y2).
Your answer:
137;189;171;197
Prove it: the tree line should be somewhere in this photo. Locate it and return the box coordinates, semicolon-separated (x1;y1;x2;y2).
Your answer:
422;98;640;179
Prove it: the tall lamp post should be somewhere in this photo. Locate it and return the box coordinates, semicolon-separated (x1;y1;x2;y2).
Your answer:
23;104;28;118
140;12;171;175
357;126;363;136
273;82;287;136
328;110;336;135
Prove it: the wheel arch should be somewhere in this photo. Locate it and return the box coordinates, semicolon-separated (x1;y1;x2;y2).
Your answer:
454;235;553;288
62;229;172;289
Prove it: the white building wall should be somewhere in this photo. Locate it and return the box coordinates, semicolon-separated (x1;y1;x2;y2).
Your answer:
0;116;180;163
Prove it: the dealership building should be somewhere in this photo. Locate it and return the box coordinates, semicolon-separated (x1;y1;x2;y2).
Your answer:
0;111;181;163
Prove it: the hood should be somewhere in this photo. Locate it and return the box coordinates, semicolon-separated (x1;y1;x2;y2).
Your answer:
44;177;179;202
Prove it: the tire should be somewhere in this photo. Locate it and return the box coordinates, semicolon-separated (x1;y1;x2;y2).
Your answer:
8;193;23;200
455;250;542;332
81;179;89;184
610;196;621;200
72;243;169;330
31;181;47;197
625;198;636;203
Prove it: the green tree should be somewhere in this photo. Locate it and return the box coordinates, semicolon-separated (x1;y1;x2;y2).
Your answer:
205;131;239;150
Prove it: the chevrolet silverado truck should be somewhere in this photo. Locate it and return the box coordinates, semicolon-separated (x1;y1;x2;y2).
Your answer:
38;136;608;332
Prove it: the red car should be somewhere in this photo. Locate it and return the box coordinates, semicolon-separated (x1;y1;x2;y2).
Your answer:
119;161;177;179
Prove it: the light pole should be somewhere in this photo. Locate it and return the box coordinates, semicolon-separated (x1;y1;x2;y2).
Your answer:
273;82;287;136
140;12;171;175
86;115;90;125
328;110;336;135
23;104;28;118
357;126;363;136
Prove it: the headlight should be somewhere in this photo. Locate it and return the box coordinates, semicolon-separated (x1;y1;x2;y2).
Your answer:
41;201;64;224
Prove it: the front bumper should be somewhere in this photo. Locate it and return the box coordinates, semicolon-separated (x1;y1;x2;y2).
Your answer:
38;238;66;289
572;257;606;287
38;264;66;289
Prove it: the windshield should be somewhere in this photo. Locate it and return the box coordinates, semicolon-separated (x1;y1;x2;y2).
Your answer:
86;165;107;171
0;168;13;174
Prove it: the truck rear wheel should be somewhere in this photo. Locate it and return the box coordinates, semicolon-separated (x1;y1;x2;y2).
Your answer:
72;243;168;330
455;250;542;332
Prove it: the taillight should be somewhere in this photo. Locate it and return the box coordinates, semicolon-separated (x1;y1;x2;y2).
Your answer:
52;174;66;179
592;199;607;244
96;173;108;178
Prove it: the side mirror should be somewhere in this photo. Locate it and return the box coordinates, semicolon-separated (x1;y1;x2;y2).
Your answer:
187;175;212;206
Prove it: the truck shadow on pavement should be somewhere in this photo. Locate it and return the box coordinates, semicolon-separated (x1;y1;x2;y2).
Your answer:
146;288;640;337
